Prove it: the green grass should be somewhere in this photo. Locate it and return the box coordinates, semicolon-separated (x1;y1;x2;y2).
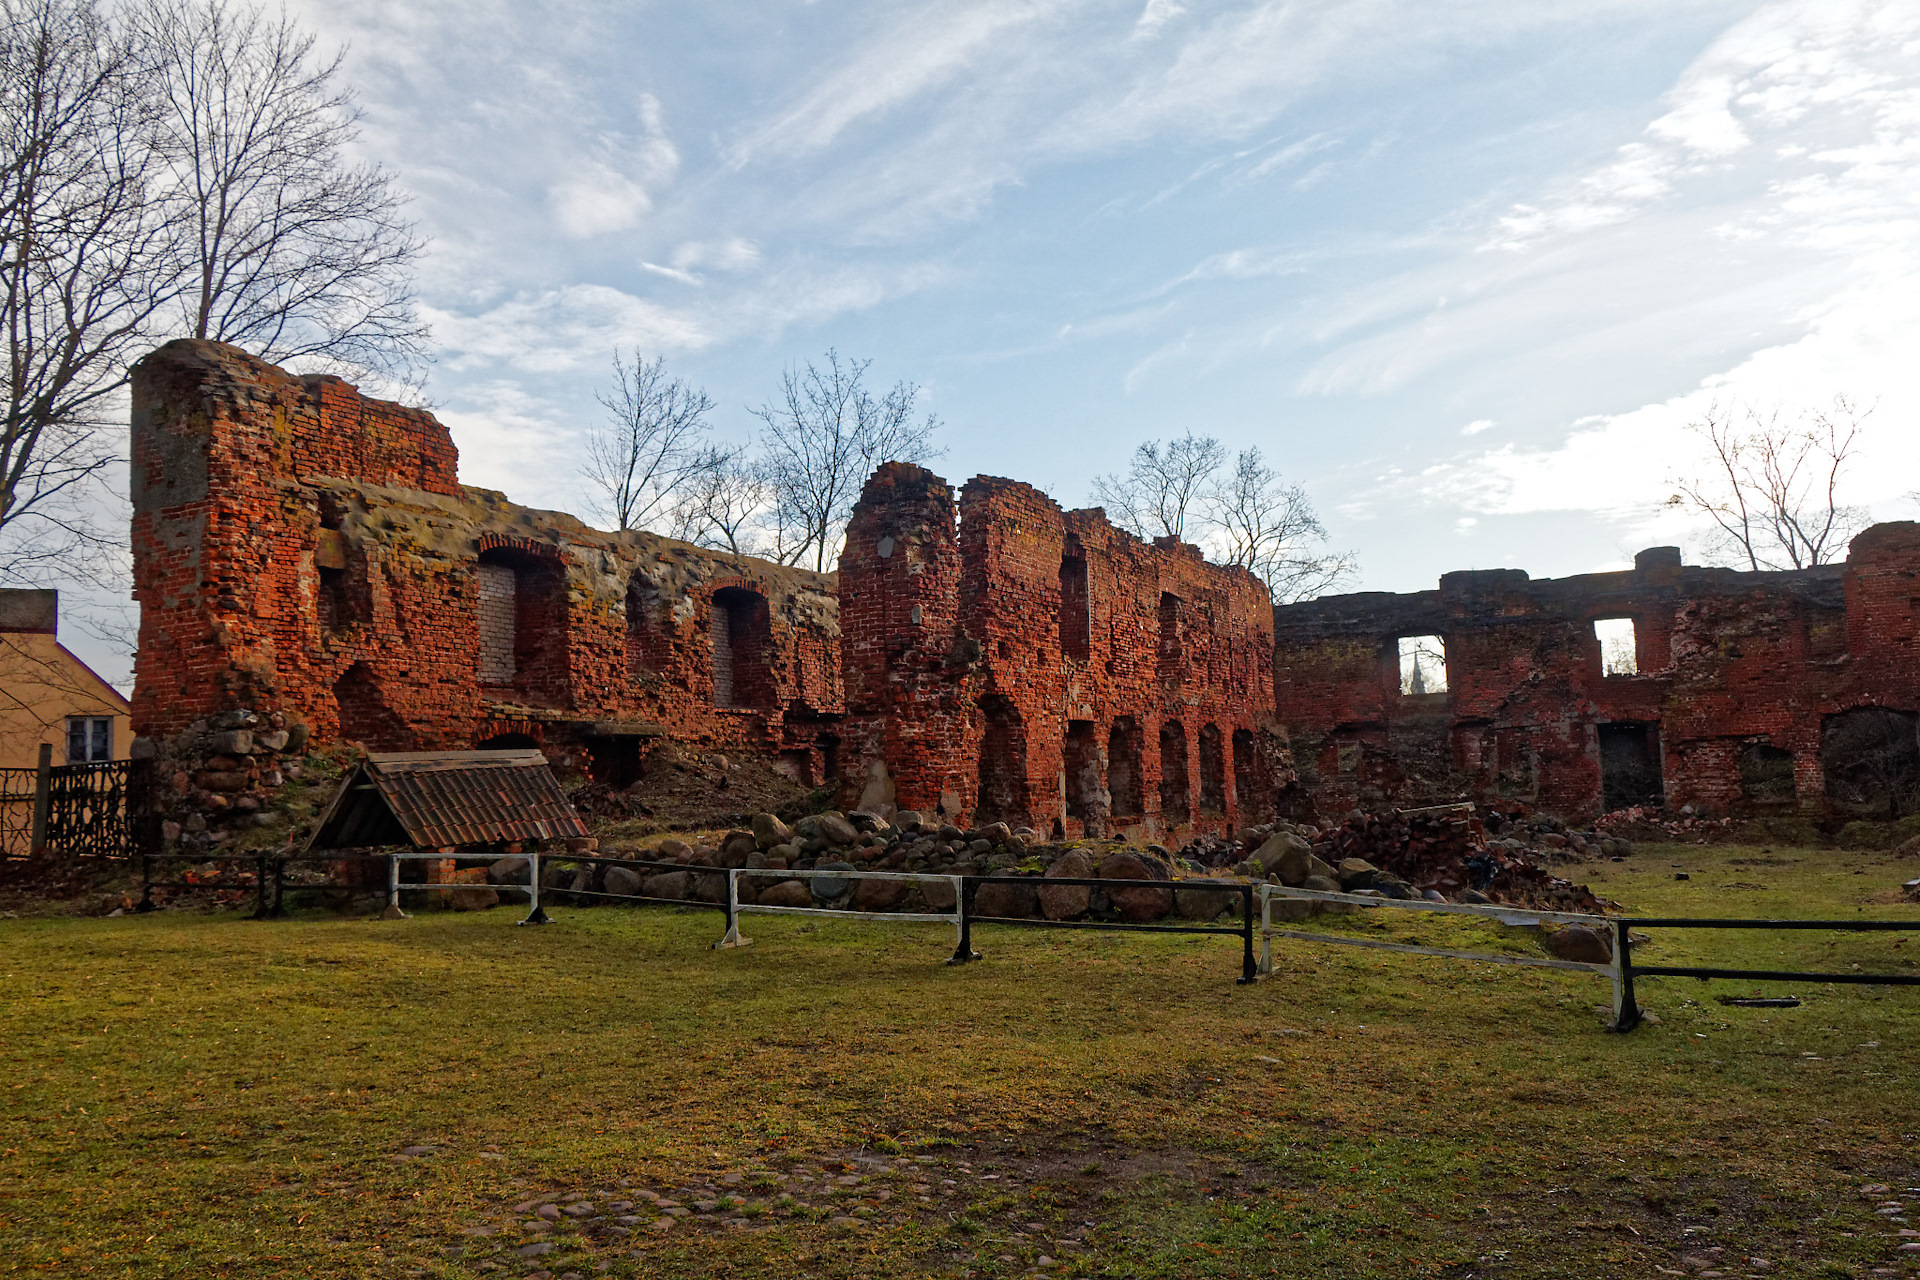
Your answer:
3;842;1918;1278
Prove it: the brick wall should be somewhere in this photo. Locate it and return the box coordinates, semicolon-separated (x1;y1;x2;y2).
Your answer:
130;341;842;776
837;465;1284;839
1273;535;1920;820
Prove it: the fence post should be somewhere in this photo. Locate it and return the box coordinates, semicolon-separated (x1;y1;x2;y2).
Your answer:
1610;919;1640;1032
270;855;287;918
30;742;52;856
252;853;268;919
1237;883;1257;984
381;852;408;920
716;869;750;948
1257;884;1274;977
947;876;980;965
521;849;550;925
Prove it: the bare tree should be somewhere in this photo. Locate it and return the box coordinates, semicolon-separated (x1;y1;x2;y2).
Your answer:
750;349;943;572
1091;432;1226;542
1667;397;1872;571
0;0;170;581
582;350;716;533
671;444;766;555
1202;446;1355;602
131;0;427;386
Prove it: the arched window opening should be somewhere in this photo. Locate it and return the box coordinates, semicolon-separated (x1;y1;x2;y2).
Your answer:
1108;717;1144;818
477;546;568;701
1159;720;1190;824
334;663;410;750
1059;550;1091;661
976;696;1028;827
712;586;774;708
1064;720;1102;823
1198;723;1226;814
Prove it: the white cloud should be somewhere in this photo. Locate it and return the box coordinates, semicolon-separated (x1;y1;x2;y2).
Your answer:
1132;0;1186;41
545;94;681;239
1460;419;1494;436
425;284;709;373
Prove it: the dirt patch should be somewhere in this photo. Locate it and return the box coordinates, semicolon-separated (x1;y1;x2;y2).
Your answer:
573;741;824;836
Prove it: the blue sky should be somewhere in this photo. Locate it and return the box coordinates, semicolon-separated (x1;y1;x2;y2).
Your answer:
73;0;1920;686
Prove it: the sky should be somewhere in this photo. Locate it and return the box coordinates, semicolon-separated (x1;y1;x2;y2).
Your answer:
63;0;1920;686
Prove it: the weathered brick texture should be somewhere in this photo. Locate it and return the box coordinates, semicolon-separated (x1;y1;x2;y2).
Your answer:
838;465;1284;839
130;341;842;779
1273;536;1920;820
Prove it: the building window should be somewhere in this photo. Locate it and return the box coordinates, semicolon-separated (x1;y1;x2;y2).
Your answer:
1397;635;1447;695
1157;592;1184;683
1595;617;1638;676
711;586;773;708
476;561;517;684
67;716;111;763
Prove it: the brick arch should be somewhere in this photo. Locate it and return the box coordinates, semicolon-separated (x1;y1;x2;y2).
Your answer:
708;580;775;709
475;532;564;561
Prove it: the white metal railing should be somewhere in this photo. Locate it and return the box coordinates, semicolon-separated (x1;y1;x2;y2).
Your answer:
715;866;965;951
1255;882;1630;1027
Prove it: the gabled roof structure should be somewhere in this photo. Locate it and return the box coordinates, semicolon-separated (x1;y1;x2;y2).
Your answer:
305;750;590;851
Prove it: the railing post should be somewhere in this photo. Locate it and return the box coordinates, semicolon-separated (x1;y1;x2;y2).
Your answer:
30;742;52;856
135;850;157;912
947;876;980;965
521;848;550;925
381;852;408;920
1610;918;1640;1032
252;853;269;919
1258;884;1274;977
716;868;750;948
1237;882;1257;984
270;855;287;918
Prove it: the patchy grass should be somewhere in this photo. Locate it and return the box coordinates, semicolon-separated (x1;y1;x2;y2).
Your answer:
3;841;1918;1278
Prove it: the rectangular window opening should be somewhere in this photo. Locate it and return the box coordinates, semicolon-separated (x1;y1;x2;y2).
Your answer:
1595;617;1637;676
1397;635;1447;695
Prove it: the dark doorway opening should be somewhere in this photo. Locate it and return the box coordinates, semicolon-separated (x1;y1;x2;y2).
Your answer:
1064;720;1102;825
1108;718;1143;818
1738;742;1797;805
1820;706;1920;819
976;696;1028;827
1599;722;1663;811
1198;723;1226;814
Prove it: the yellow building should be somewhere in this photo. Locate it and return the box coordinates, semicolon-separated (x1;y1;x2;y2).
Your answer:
1;590;132;771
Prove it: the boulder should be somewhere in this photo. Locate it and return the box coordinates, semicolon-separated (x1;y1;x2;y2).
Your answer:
719;831;759;867
449;886;499;911
852;878;911;912
815;813;860;848
1175;885;1236;921
210;729;253;755
640;870;690;901
920;877;958;911
1301;874;1343;894
751;812;792;849
1098;851;1172;922
1039;850;1094;920
605;865;642;898
973;880;1038;919
254;729;290;752
688;870;729;904
1335;858;1377;890
894;810;925;832
488;856;530;886
973;821;1012;847
1252;831;1313;884
658;838;692;860
756;879;812;909
1307;854;1337;882
1544;924;1613;965
769;843;800;862
810;861;856;906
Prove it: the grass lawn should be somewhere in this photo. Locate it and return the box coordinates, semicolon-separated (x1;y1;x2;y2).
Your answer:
3;841;1918;1279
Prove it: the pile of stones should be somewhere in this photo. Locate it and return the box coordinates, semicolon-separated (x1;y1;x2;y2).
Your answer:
515;810;1242;924
135;708;313;854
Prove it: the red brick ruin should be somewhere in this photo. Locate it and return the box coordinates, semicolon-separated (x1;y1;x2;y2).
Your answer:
131;340;1920;830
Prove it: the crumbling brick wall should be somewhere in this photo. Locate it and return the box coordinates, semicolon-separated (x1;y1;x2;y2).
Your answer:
1274;536;1920;821
838;465;1284;839
130;341;842;783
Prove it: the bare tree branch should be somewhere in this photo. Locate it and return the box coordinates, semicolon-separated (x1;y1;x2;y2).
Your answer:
582;349;715;533
1200;445;1356;602
1667;397;1871;570
750;349;943;572
131;0;428;390
1091;431;1226;542
670;443;766;555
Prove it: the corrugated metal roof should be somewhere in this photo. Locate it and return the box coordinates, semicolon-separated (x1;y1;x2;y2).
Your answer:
305;749;590;851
